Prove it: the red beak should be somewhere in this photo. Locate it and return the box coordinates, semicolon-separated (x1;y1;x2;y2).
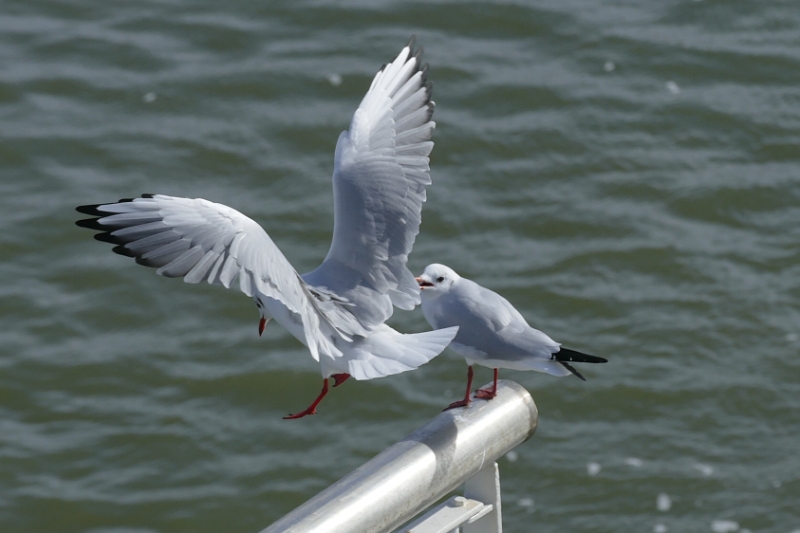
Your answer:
415;276;433;288
258;317;267;336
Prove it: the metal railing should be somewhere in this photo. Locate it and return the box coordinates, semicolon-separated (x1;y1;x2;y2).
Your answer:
260;380;539;533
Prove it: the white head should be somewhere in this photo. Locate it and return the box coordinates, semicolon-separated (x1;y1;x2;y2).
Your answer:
415;263;460;298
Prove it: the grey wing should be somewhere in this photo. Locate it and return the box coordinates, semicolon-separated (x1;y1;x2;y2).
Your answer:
455;280;529;335
76;194;336;361
470;282;561;350
436;280;557;359
468;283;561;357
303;38;435;330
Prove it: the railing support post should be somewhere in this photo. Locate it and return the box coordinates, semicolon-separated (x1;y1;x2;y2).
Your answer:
463;462;501;533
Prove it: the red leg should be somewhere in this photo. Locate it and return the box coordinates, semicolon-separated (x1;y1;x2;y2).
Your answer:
475;368;498;400
284;378;330;419
332;373;350;387
444;366;474;411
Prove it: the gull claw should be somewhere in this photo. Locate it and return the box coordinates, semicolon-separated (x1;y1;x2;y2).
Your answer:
443;398;471;411
474;388;496;400
283;408;317;420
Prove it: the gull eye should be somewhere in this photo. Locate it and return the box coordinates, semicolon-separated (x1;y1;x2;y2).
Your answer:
436;276;444;283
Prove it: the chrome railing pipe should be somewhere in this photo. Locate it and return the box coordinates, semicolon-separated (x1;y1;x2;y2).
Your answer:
260;380;538;533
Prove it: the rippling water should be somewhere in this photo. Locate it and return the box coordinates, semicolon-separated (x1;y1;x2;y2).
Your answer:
2;1;799;532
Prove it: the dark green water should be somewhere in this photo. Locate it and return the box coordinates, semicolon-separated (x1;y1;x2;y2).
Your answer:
2;1;799;532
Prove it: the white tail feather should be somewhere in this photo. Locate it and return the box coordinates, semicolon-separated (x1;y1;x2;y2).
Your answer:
343;326;458;380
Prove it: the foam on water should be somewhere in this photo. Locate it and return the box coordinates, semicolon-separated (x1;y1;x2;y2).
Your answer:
657;493;672;512
712;520;740;533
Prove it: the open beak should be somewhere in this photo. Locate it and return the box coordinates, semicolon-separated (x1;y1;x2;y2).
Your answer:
415;276;433;288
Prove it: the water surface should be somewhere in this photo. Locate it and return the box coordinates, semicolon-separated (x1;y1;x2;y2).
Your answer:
2;1;799;532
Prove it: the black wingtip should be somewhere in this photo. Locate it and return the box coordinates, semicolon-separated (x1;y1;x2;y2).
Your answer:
94;232;125;245
555;347;607;364
112;244;137;258
134;255;159;268
419;62;430;83
406;35;416;52
560;362;587;381
412;46;424;63
76;217;105;230
76;204;105;216
123;193;156;200
76;194;155;217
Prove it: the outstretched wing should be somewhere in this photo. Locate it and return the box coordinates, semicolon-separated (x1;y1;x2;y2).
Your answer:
303;37;435;330
76;194;338;361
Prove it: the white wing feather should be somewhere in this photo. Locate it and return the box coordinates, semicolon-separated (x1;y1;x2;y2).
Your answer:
77;194;336;360
303;39;435;330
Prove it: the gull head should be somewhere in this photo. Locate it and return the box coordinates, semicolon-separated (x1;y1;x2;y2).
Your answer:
416;263;460;297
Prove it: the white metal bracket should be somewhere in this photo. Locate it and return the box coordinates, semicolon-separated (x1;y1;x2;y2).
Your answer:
396;462;502;533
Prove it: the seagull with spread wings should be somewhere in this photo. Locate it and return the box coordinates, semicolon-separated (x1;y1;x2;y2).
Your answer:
76;39;457;419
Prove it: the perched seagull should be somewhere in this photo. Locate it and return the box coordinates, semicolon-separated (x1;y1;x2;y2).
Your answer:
416;263;607;410
76;38;458;419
